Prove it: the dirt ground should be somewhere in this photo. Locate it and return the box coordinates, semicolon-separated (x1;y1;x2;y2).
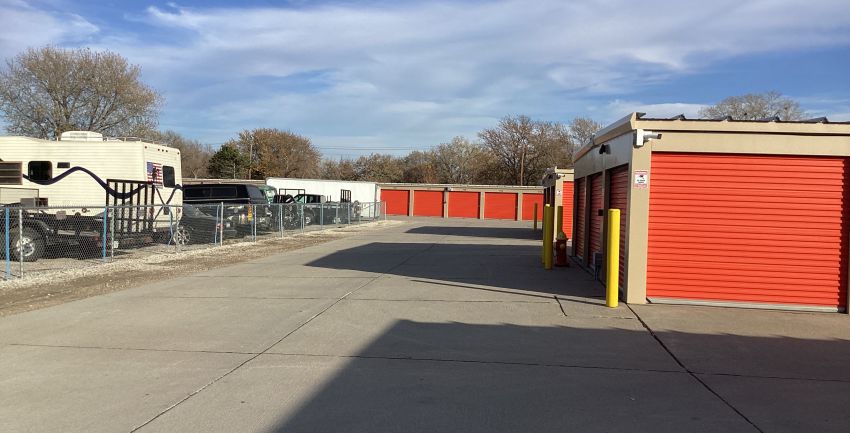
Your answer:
0;220;402;318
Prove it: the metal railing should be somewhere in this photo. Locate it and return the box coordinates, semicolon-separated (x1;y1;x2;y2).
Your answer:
0;201;386;280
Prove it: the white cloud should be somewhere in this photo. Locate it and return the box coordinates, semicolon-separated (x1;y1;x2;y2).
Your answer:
4;0;850;149
0;0;99;59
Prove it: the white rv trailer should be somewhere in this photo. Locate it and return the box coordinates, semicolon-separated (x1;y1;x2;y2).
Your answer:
265;177;380;218
0;131;183;260
0;131;182;209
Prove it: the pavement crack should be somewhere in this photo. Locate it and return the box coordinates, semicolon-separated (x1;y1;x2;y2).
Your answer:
555;296;568;317
627;304;766;433
263;352;687;375
6;343;257;355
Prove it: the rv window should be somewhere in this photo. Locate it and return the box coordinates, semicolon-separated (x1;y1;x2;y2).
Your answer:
27;161;52;181
162;166;176;188
0;162;22;185
57;162;70;169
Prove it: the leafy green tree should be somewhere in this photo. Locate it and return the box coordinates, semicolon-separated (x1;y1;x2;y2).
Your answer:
207;144;249;179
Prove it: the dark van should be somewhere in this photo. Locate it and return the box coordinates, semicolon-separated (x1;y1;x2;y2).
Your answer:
182;184;272;233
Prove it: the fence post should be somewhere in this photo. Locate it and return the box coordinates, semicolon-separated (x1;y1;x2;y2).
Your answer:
102;206;108;262
18;208;23;278
4;210;9;280
110;206;115;260
320;203;324;230
252;205;257;241
219;202;225;246
279;204;284;238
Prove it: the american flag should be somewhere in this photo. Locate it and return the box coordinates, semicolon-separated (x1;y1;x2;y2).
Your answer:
147;161;163;185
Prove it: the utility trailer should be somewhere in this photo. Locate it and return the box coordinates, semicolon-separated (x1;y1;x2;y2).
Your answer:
0;131;182;260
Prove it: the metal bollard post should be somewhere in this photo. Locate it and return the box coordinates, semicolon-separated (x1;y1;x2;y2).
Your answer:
320;204;324;230
4;210;10;280
541;204;550;264
556;205;564;237
533;203;538;230
543;206;554;270
300;204;305;232
606;209;620;308
102;206;109;261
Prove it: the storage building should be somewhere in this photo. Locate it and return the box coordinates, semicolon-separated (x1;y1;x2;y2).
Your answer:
573;113;850;312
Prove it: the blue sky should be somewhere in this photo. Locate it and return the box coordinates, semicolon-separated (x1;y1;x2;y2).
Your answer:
2;0;850;157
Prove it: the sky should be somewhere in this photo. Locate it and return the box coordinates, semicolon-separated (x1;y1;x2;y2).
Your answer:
2;0;850;157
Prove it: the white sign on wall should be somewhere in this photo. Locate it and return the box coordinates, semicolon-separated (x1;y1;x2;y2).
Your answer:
634;170;649;188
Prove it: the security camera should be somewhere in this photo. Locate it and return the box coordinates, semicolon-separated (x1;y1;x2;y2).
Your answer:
636;131;662;148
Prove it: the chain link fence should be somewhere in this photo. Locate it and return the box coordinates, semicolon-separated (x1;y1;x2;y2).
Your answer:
0;201;386;280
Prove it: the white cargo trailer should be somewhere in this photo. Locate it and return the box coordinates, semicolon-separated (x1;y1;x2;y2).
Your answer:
265;178;378;203
265;177;380;219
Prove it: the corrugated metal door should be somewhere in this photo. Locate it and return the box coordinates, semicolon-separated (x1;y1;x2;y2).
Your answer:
589;174;604;264
608;165;629;289
381;189;409;215
647;153;849;309
522;193;544;221
484;192;517;219
413;190;443;217
574;178;586;260
560;181;574;238
448;191;479;218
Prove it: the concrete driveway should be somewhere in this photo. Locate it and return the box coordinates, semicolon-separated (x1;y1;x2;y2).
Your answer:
0;218;848;432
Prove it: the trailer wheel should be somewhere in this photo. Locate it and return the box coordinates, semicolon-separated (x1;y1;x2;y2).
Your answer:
11;227;45;262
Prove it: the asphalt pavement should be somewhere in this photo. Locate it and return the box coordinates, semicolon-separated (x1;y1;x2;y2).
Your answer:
0;218;848;432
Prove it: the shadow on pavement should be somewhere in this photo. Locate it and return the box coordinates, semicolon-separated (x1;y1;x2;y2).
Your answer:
305;241;600;298
264;320;850;433
406;225;540;240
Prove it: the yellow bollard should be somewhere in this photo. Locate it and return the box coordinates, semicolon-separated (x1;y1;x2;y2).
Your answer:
606;209;620;308
533;203;538;231
543;206;554;270
541;204;550;264
556;205;564;238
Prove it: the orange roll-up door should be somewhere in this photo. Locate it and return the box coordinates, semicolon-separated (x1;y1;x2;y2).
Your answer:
381;189;409;215
560;181;574;238
413;190;443;217
522;193;544;221
448;191;479;218
484;192;517;220
608;165;629;289
574;178;586;260
589;174;604;263
647;153;849;309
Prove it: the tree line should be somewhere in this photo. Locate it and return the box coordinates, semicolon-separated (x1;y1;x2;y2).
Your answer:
0;46;811;186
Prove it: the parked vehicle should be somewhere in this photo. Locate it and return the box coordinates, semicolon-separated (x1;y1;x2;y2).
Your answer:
171;204;237;244
0;131;183;261
182;183;272;234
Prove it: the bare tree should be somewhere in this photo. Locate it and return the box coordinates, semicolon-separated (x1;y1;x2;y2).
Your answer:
225;128;320;180
353;154;404;182
0;46;162;139
569;117;603;147
698;91;806;120
146;130;212;178
402;150;438;183
431;136;489;184
478;115;572;185
319;158;358;181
